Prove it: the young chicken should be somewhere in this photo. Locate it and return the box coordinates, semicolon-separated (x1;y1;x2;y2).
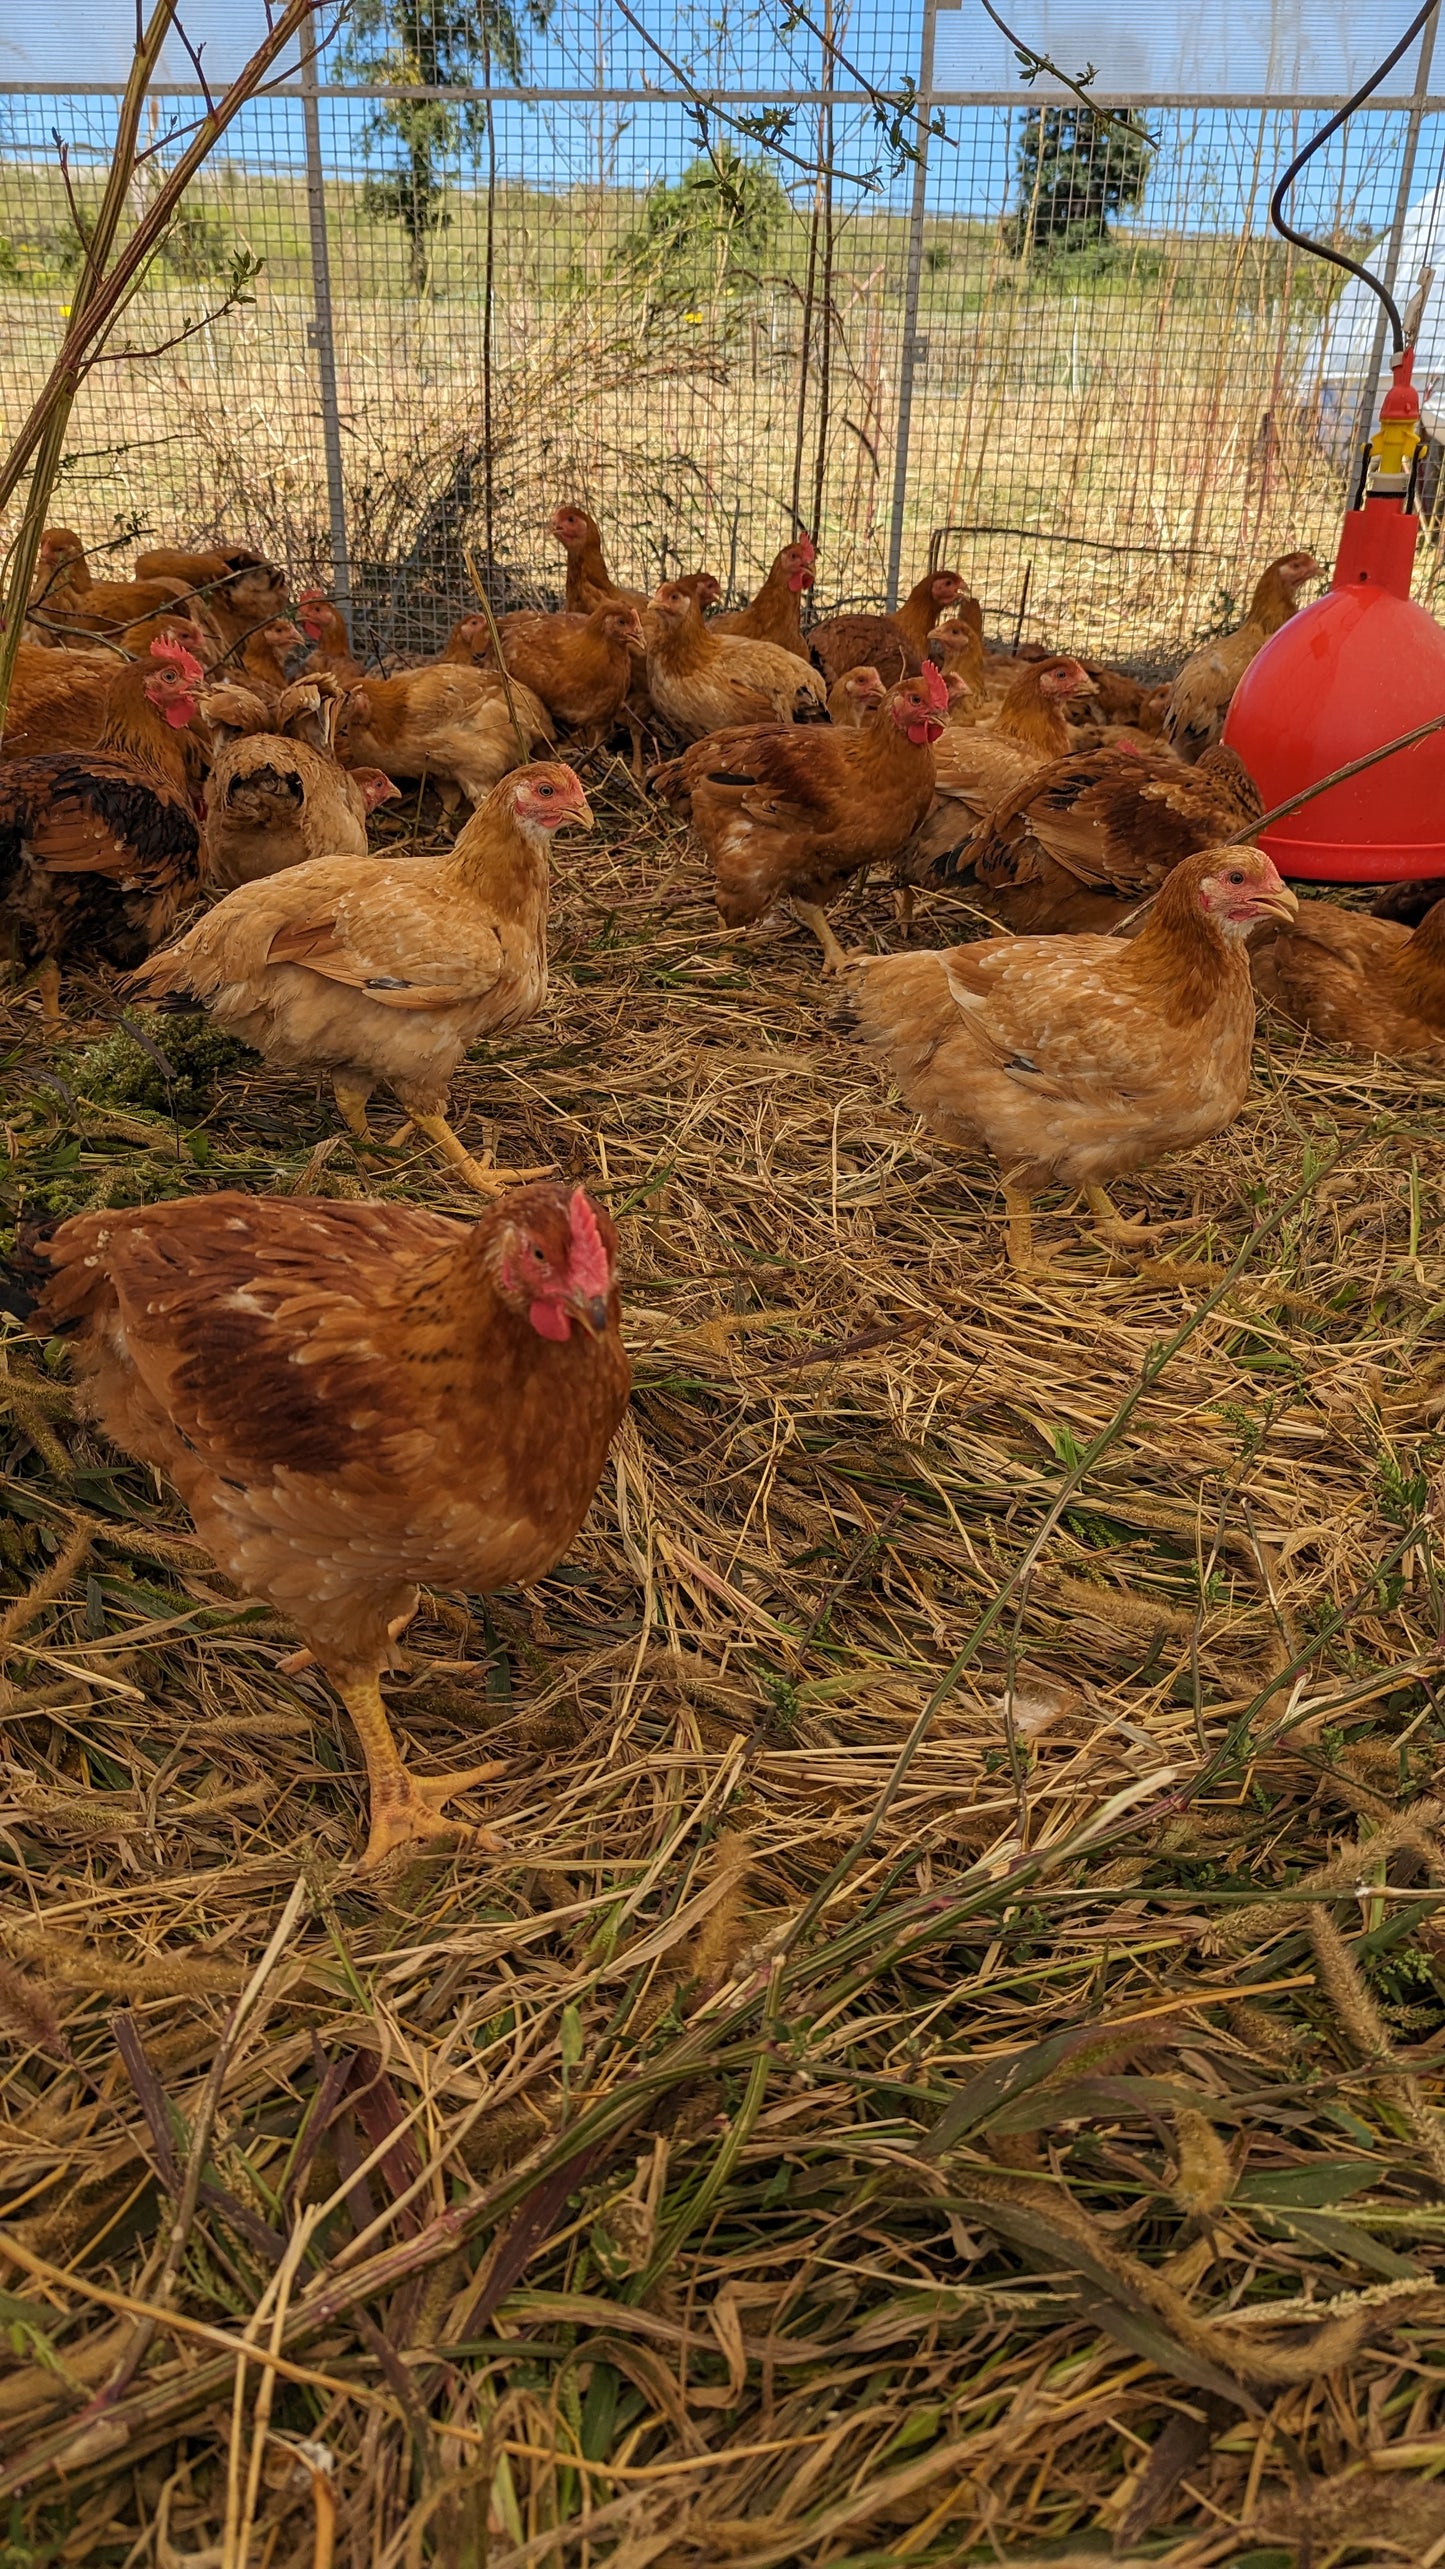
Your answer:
1250;894;1445;1058
201;677;398;889
1;620;212;760
645;582;826;739
808;569;970;688
335;664;553;812
0;639;206;1024
902;658;1095;877
837;844;1298;1269
827;666;889;727
28;1181;630;1870
297;591;366;685
649;665;947;969
28;528;190;641
551;504;648;613
457;601;645;741
133;763;591;1192
926;616;987;709
709;537;816;658
944;742;1265;936
1165;552;1323;762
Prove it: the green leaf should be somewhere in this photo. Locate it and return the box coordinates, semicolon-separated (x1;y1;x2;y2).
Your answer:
1237;2162;1379;2209
1247;2207;1422;2280
560;2004;584;2071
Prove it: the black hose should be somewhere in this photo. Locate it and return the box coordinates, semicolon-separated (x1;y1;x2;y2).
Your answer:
1270;0;1440;355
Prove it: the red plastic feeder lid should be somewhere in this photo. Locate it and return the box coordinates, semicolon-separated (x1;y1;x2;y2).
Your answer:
1222;356;1445;882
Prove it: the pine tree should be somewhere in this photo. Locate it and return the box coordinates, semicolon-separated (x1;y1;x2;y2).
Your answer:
1007;105;1152;264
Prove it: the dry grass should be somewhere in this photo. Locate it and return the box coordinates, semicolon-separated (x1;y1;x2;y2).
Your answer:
2;775;1445;2563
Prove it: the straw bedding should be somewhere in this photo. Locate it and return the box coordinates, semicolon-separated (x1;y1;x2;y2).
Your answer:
1;766;1445;2566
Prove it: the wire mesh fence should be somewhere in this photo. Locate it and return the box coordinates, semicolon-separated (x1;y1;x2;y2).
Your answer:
4;2;1445;664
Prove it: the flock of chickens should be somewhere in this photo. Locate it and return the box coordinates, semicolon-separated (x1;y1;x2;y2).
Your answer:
3;510;1439;1868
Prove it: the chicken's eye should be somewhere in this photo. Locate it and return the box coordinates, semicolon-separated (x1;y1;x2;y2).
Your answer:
1227;870;1246;885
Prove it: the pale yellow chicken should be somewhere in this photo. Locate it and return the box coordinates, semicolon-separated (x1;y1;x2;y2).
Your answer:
336;664;554;812
132;763;591;1193
645;581;826;738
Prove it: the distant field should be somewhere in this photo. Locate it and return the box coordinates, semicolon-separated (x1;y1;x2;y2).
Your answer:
0;160;1371;658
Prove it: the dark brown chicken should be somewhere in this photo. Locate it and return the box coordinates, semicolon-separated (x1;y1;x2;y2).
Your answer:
941;742;1265;935
0;638;206;1022
1250;894;1445;1058
28;1182;631;1870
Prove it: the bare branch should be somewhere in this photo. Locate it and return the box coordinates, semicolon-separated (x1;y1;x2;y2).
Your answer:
609;0;876;189
170;12;218;117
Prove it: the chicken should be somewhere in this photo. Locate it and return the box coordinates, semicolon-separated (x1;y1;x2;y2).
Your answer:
1165;552;1323;761
827;666;888;727
1371;877;1445;927
449;601;645;741
201;677;398;889
27;1180;629;1869
943;742;1265;936
334;663;553;812
1;621;205;761
1249;894;1445;1058
551;504;648;613
28;528;190;641
0;638;206;1023
837;844;1297;1269
710;537;816;657
645;582;826;740
133;762;589;1192
239;619;307;695
902;658;1095;877
297;591;366;685
926;616;987;708
134;547;291;659
808;568;970;688
649;665;948;968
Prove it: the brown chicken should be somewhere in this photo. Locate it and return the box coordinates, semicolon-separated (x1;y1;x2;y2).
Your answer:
808;569;970;688
649;665;948;968
1165;552;1323;761
551;504;648;613
454;601;645;740
28;1180;630;1868
1250;895;1445;1058
201;677;398;889
1371;876;1445;927
902;658;1095;876
645;582;826;738
941;742;1265;935
827;667;889;727
335;664;553;812
28;528;190;641
134;762;589;1191
134;547;290;662
238;619;307;695
926;616;987;707
838;844;1297;1268
0;639;206;1022
710;537;816;657
297;592;366;684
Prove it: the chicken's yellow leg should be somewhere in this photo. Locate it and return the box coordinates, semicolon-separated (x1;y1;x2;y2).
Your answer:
1082;1185;1194;1249
894;885;916;940
334;1668;509;1872
791;899;851;974
405;1110;554;1199
35;957;63;1032
1003;1184;1041;1273
333;1076;376;1144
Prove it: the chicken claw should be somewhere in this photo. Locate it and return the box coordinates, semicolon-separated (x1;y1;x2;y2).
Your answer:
337;1669;508;1871
401;1110;555;1196
791;899;853;975
35;957;65;1035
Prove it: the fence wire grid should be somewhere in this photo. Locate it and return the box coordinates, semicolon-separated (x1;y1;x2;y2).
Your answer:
5;2;1445;664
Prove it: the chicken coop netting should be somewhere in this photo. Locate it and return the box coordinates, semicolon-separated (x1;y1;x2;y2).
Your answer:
5;0;1445;661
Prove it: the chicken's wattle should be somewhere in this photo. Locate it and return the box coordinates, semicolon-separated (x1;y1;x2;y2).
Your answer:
164;702;196;729
906;716;946;745
530;1299;572;1341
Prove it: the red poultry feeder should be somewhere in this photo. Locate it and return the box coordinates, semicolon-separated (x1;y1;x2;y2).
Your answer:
1222;348;1445;881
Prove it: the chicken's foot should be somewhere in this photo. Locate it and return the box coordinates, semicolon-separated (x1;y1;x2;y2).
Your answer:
279;1604;413;1678
1003;1184;1043;1274
333;1076;377;1146
893;886;916;941
336;1669;508;1872
34;957;64;1033
401;1109;554;1198
791;900;852;975
1082;1186;1197;1250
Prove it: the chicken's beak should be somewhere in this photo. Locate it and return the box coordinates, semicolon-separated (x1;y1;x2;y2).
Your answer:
1251;883;1299;925
567;795;595;832
568;1292;611;1338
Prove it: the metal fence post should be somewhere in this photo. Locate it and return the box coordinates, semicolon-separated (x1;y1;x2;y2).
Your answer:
300;29;352;618
884;0;947;610
1348;5;1440;471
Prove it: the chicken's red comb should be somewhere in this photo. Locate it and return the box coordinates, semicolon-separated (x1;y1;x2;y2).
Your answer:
919;658;949;713
149;635;205;688
794;533;816;563
567;1190;611;1300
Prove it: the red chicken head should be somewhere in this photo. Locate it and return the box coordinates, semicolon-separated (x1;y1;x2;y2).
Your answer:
551;504;599;552
145;636;207;727
296;590;342;645
928;570;968;610
783;540;816;594
601;606;646;651
509;761;594;837
891;661;949;745
1192;846;1299;935
489;1183;620;1342
1037;657;1094;702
